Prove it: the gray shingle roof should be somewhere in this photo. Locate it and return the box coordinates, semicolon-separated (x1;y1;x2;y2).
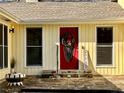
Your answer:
0;2;124;23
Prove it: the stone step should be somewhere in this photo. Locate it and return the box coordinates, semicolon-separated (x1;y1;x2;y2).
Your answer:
41;70;93;78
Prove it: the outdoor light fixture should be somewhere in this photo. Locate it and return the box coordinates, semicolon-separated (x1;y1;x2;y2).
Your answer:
9;26;14;33
55;42;59;46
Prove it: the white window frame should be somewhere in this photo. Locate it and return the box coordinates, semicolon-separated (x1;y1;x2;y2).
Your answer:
95;26;115;68
0;24;8;69
25;27;43;67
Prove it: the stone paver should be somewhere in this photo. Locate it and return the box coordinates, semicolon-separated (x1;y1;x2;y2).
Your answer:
0;75;124;92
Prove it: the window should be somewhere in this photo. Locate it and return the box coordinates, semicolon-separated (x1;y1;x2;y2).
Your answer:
26;28;42;66
0;0;17;2
0;24;8;69
111;0;118;2
97;27;113;66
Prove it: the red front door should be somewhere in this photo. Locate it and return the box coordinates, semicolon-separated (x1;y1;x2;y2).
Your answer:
60;27;78;70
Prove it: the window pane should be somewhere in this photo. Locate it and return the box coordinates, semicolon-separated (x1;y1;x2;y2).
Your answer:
4;47;8;68
0;47;3;69
4;25;8;46
111;0;118;2
27;47;42;66
0;24;3;45
97;47;112;65
27;28;42;46
97;27;113;45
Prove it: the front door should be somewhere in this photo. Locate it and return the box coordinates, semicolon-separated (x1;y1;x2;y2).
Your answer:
60;27;78;70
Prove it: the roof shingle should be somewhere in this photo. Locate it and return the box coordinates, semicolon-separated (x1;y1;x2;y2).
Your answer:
0;2;124;22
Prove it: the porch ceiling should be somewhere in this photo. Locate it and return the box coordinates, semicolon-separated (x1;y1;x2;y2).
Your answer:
0;2;124;23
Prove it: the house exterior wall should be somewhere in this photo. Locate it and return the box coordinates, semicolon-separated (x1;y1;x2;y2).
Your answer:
12;23;124;75
118;0;124;9
0;19;11;80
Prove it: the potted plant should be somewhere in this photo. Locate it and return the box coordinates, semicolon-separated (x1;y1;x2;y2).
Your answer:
10;58;16;73
5;58;26;86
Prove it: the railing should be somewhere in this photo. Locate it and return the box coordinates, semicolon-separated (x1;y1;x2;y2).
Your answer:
83;49;89;72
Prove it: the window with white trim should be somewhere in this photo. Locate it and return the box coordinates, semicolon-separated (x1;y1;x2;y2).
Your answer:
97;27;113;66
0;24;8;69
26;28;42;66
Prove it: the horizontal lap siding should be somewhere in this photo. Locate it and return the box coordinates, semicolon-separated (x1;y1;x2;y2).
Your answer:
13;24;124;75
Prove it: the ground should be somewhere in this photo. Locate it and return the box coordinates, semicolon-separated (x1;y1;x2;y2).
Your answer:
0;75;124;92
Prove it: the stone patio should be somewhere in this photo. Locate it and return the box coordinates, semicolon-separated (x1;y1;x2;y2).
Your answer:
0;75;124;92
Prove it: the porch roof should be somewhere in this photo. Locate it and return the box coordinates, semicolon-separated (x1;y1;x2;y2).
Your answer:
0;2;124;23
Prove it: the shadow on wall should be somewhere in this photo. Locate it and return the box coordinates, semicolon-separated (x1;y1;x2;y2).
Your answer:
77;47;122;91
87;49;96;74
79;47;96;74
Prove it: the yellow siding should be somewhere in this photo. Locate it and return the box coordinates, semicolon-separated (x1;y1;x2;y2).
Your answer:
118;0;124;9
96;24;124;75
12;23;124;76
